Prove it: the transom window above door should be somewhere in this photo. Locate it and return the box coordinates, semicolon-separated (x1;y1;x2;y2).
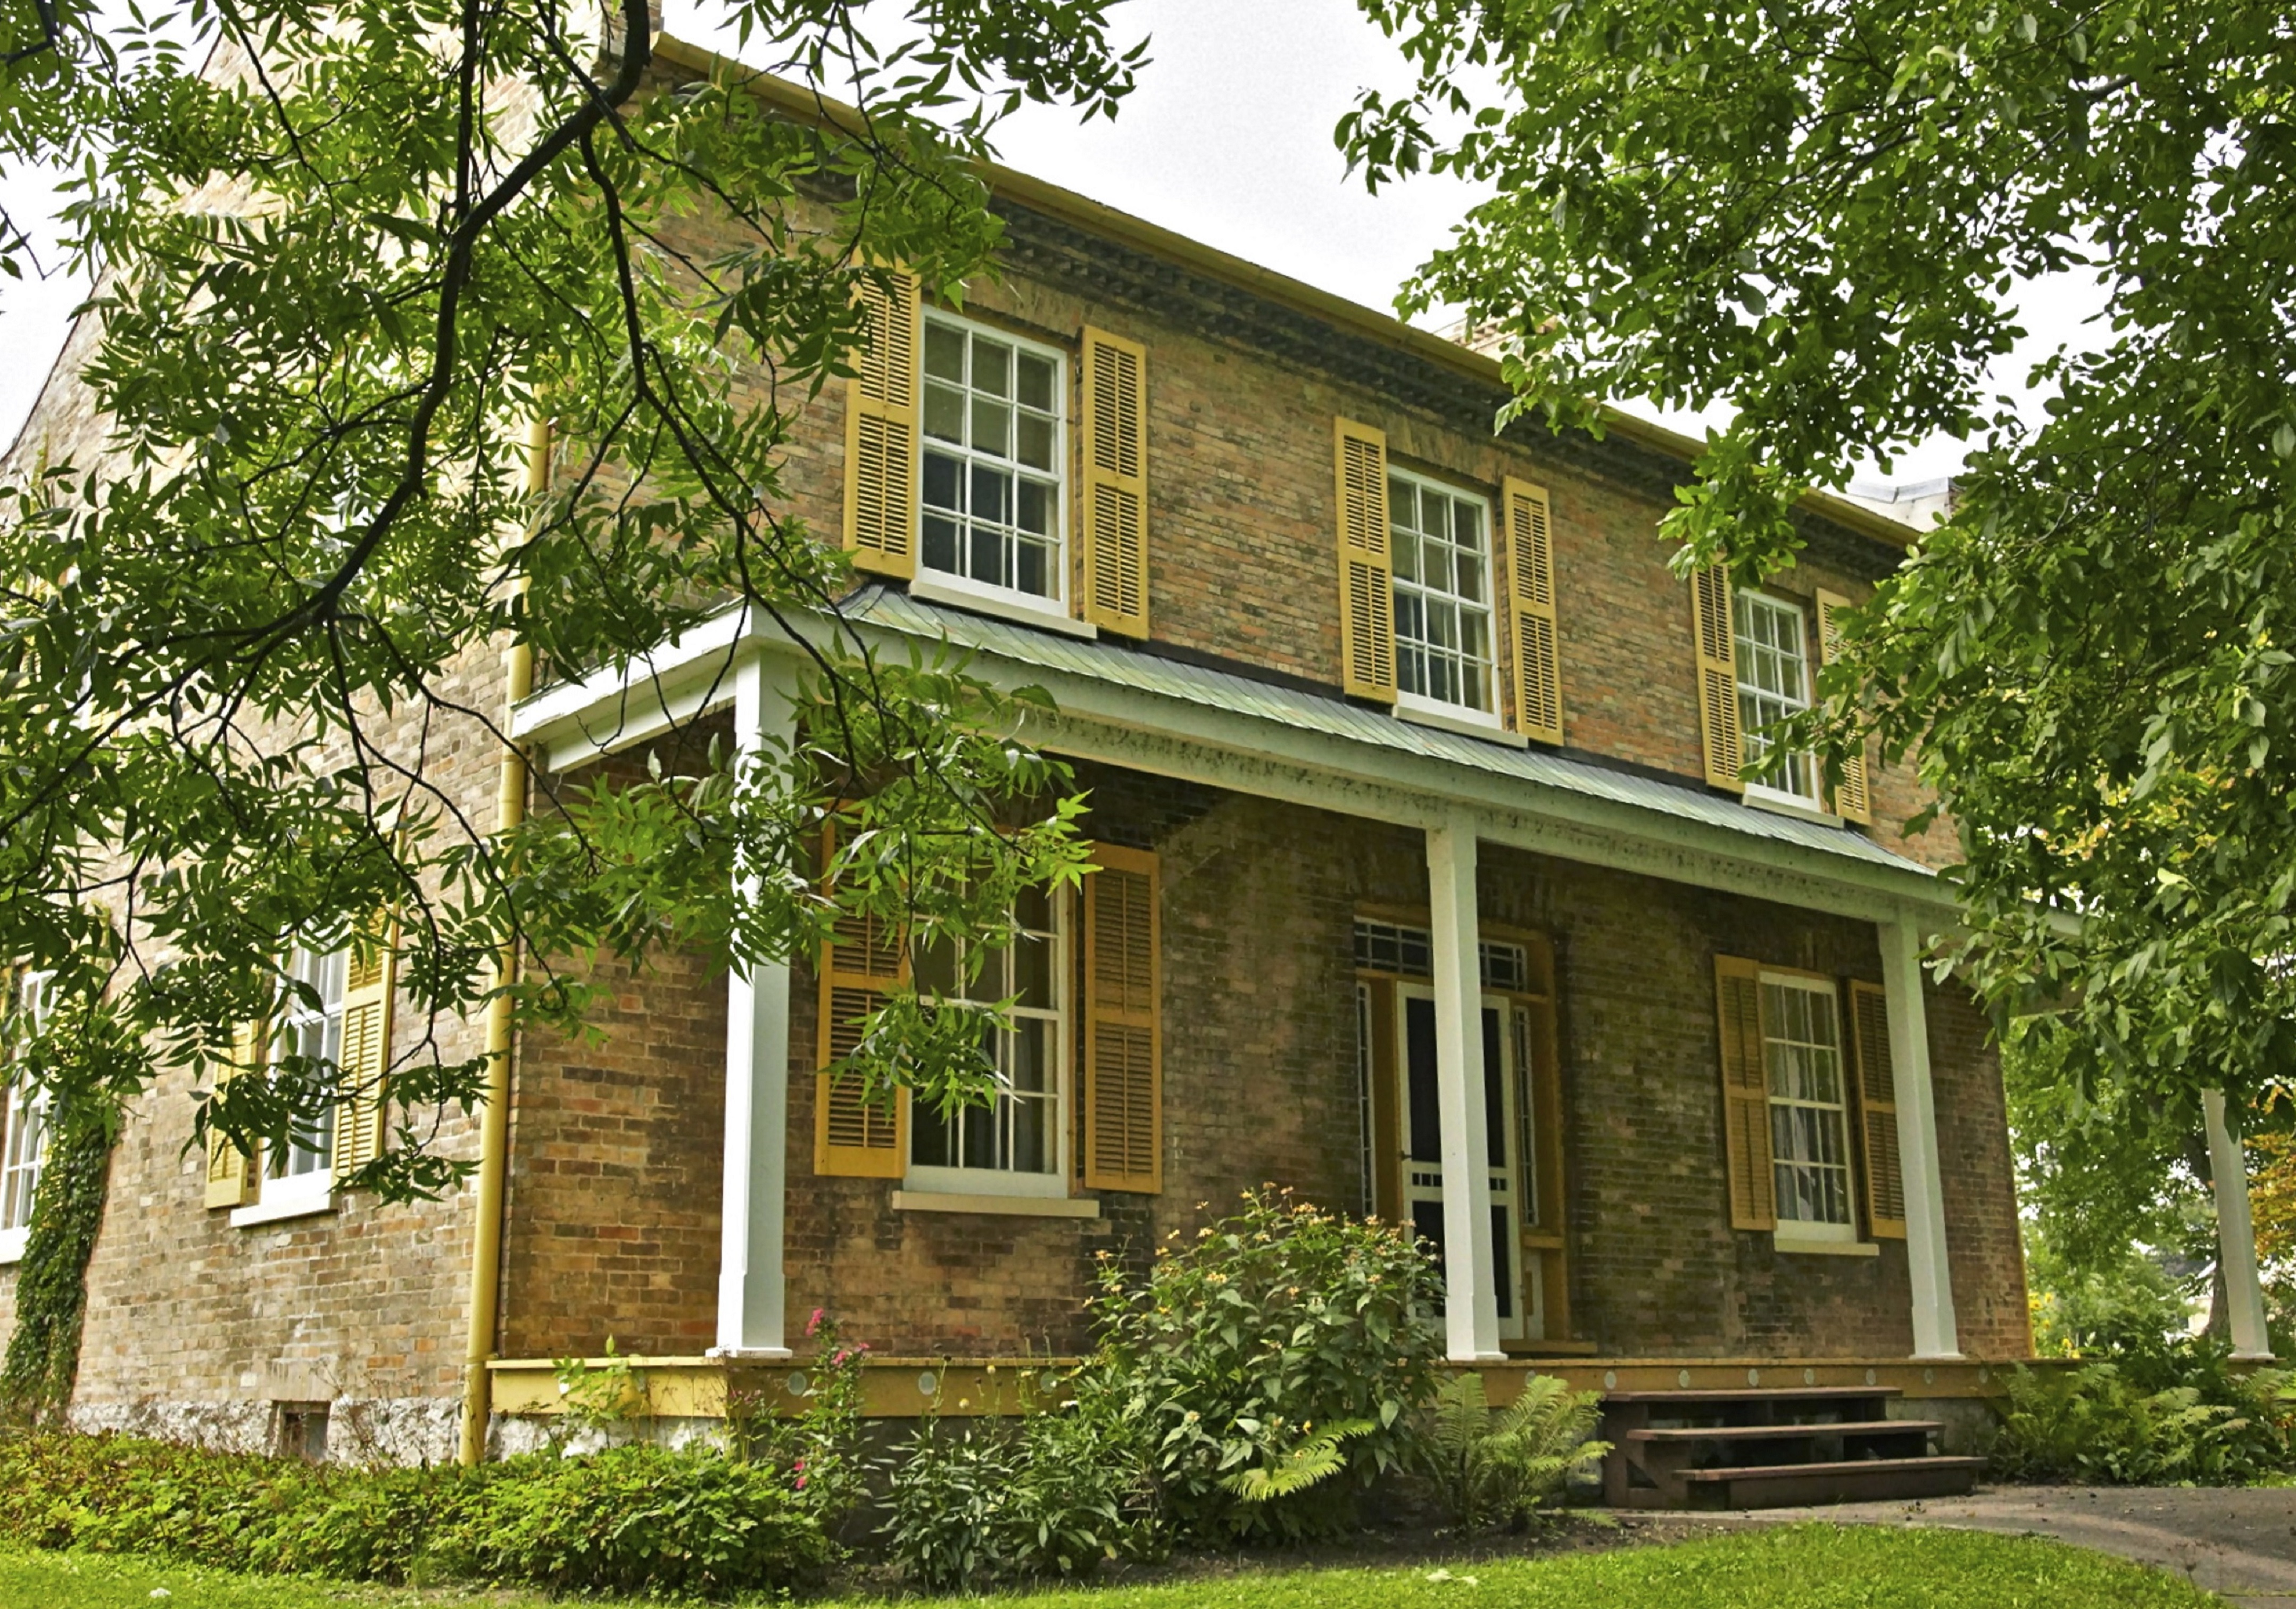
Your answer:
921;316;1065;603
1389;471;1497;720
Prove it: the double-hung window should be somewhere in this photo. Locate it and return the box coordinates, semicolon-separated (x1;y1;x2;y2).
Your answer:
0;973;51;1263
920;316;1065;607
1762;973;1855;1242
1389;469;1498;725
235;946;346;1224
907;884;1068;1197
1733;591;1820;806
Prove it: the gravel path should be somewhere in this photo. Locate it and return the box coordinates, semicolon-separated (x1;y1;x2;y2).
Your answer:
1743;1487;2296;1608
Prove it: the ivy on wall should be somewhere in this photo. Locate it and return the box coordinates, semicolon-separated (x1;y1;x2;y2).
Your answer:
1;1101;115;1424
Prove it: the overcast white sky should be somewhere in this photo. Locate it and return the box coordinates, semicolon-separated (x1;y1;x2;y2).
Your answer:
0;0;2098;479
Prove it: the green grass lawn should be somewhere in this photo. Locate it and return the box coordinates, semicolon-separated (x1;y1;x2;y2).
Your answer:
0;1525;2222;1608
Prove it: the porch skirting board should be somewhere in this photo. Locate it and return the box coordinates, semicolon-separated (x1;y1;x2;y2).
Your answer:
483;1353;2055;1425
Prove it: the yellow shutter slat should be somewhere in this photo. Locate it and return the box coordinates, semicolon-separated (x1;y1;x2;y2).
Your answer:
1333;418;1396;702
815;832;909;1178
204;1020;261;1209
1715;955;1775;1231
1813;590;1873;824
1499;476;1563;744
332;921;396;1182
1081;327;1150;637
1083;843;1161;1193
1848;979;1907;1239
1692;565;1744;792
842;268;921;578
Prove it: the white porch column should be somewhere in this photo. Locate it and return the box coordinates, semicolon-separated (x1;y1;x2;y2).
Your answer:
1878;916;1961;1360
1427;818;1503;1362
2203;1090;2275;1361
712;651;797;1358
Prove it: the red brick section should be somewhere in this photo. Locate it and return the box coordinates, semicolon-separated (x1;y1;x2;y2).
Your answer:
643;171;1952;865
513;760;2021;1364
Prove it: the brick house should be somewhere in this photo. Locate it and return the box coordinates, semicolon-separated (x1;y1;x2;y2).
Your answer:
3;37;2045;1474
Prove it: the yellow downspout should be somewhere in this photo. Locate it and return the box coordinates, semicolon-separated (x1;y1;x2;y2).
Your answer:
457;417;548;1465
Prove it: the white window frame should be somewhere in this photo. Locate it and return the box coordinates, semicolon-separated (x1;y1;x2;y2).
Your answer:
1734;590;1824;810
916;311;1070;624
230;946;346;1229
1761;971;1857;1245
905;889;1072;1200
1389;466;1502;731
0;972;52;1264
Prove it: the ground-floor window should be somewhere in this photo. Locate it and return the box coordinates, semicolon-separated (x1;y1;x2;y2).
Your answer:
907;884;1068;1194
0;972;52;1260
1762;972;1855;1238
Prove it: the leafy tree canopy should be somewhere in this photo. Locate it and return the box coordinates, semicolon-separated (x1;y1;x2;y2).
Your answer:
1341;0;2296;1121
0;0;1143;1196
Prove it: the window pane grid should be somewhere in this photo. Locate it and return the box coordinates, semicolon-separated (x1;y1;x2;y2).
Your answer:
1762;977;1852;1228
1734;591;1816;799
2;973;49;1232
922;318;1063;601
911;895;1064;1177
273;947;346;1180
1390;474;1494;712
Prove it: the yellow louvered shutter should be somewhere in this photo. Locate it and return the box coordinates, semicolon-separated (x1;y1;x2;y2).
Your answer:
1499;476;1562;744
1081;327;1150;637
1847;980;1907;1239
815;907;908;1177
841;268;921;577
1715;955;1776;1231
1333;418;1396;702
1813;590;1873;824
332;922;396;1182
204;1021;261;1209
1083;843;1161;1193
1692;565;1744;792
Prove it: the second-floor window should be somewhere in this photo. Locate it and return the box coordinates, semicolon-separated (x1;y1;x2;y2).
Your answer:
1734;590;1818;804
1390;469;1496;718
921;315;1065;603
908;884;1066;1194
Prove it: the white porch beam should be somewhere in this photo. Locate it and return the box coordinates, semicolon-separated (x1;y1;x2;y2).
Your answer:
1427;819;1503;1362
1879;917;1960;1360
711;652;797;1359
2203;1090;2275;1361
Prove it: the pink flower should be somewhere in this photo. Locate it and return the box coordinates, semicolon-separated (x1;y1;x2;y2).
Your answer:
806;1308;824;1337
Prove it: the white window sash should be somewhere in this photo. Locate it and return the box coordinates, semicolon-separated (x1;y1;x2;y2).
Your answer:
916;313;1069;606
1387;467;1497;716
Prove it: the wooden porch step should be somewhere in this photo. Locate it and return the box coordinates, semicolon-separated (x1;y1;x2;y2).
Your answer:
1626;1418;1937;1444
1677;1454;1984;1511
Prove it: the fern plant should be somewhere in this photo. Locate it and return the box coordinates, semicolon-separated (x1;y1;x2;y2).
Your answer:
1217;1418;1374;1505
1421;1373;1607;1530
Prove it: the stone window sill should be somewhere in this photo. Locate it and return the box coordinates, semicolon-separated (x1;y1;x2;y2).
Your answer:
0;1226;25;1265
230;1180;336;1229
909;574;1097;640
891;1190;1101;1219
1772;1233;1879;1258
1394;693;1528;748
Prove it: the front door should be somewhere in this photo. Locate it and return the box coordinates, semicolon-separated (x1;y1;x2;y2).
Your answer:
1398;988;1531;1343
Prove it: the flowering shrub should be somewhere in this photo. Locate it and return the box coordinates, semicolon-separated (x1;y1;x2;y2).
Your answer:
1078;1187;1445;1540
